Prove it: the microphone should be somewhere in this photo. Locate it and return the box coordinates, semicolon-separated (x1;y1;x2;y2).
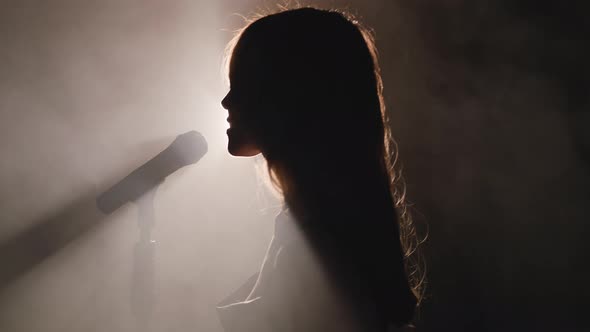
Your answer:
97;130;208;214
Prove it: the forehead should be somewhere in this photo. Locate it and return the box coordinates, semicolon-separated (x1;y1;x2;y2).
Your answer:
229;38;264;83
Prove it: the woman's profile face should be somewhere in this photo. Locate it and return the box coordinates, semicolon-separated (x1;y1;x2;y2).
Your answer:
221;47;265;157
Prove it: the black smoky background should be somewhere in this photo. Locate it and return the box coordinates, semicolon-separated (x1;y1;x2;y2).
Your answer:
366;1;589;331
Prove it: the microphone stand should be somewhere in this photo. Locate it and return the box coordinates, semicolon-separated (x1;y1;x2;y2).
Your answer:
131;186;159;332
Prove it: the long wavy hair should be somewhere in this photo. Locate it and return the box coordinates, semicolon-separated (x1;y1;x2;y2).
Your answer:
225;6;424;327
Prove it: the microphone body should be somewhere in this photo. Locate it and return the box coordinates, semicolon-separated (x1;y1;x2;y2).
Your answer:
97;131;207;214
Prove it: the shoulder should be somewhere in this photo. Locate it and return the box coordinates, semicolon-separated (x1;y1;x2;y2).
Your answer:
268;242;366;330
268;241;324;295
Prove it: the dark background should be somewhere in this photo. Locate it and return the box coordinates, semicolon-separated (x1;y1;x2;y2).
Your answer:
0;1;588;331
355;1;589;331
368;2;589;331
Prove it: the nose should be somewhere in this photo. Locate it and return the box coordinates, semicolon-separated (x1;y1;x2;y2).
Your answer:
221;91;231;110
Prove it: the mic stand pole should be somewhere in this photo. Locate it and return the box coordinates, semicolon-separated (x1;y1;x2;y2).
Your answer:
131;186;159;332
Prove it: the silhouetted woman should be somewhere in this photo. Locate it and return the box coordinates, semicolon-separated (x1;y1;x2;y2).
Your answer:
217;7;422;332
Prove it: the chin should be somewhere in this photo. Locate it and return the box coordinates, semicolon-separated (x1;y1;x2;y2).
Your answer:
227;131;261;157
228;144;261;157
